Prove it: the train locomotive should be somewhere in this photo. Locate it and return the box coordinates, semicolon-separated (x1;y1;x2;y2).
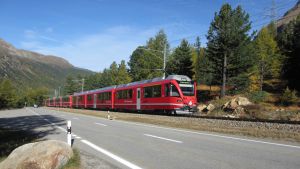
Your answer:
46;75;197;114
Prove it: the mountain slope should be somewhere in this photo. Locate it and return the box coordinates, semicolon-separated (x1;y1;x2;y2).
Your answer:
0;38;93;89
277;0;300;28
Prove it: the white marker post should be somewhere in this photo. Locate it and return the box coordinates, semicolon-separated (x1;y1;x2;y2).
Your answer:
107;110;110;120
67;120;72;146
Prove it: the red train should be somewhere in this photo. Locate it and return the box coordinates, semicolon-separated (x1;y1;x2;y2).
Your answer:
46;75;197;114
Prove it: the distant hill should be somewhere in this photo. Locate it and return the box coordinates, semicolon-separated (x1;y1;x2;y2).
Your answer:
277;0;300;28
0;38;93;89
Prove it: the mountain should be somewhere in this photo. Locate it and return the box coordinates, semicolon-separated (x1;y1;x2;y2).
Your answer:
277;0;300;28
0;38;93;90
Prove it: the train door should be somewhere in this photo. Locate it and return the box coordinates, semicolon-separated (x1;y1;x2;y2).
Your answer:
93;94;97;109
136;88;141;110
76;96;78;108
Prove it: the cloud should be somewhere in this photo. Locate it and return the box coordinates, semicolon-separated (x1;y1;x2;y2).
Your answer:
21;26;157;71
20;24;204;72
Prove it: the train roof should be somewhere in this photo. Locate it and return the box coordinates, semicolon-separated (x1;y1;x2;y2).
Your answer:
115;75;191;89
73;85;116;96
72;75;191;95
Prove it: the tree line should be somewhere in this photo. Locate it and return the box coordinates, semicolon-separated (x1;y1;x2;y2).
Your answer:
0;79;49;109
63;3;299;100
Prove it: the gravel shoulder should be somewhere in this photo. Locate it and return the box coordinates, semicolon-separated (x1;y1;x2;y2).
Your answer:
46;107;300;143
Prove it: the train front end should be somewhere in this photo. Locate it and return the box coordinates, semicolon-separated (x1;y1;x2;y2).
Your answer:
168;75;197;114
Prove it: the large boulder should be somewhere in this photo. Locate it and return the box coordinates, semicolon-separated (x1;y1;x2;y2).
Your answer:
222;97;252;111
0;140;73;169
205;103;215;112
197;104;207;112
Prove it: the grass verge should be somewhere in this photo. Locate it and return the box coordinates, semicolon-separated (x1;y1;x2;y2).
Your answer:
62;148;81;169
47;107;300;143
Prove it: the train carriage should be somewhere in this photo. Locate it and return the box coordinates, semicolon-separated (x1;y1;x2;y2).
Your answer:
114;75;197;113
49;97;56;107
54;97;62;107
84;86;116;110
61;95;72;108
73;92;86;108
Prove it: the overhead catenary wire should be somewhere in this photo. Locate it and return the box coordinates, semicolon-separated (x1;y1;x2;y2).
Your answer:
166;0;299;47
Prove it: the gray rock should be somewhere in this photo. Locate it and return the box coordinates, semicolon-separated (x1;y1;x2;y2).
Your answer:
197;104;207;112
0;140;73;169
222;97;252;111
206;103;215;111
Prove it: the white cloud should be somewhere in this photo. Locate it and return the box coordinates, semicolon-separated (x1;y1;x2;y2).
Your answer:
21;26;157;71
20;24;204;71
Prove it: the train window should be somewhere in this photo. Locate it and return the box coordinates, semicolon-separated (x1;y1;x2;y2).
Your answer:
87;95;92;101
128;89;132;98
63;97;69;102
72;97;76;103
117;89;132;99
98;92;111;100
144;85;161;98
177;80;195;96
170;84;180;97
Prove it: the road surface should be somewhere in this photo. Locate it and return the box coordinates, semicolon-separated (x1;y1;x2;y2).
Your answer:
0;108;300;169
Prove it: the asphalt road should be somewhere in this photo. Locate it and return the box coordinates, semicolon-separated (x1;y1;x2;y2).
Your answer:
1;108;300;169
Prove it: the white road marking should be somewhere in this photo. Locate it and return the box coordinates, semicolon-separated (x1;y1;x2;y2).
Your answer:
120;121;300;149
81;140;143;169
144;134;183;143
29;108;142;169
73;117;79;120
43;108;300;149
95;122;107;126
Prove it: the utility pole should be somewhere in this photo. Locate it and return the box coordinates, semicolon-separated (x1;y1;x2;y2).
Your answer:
72;78;85;93
163;43;167;79
58;86;61;97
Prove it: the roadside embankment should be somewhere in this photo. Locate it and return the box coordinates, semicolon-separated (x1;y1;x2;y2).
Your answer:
46;107;300;143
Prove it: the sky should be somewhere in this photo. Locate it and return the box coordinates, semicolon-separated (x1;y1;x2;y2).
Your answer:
0;0;297;72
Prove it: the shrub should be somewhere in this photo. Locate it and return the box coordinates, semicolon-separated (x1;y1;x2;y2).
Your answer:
280;87;298;106
248;91;268;103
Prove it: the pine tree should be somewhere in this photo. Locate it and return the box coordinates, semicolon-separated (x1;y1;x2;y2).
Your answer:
253;26;281;91
110;61;118;84
117;60;132;84
278;15;300;91
167;39;193;78
192;37;213;85
206;4;252;97
128;30;169;81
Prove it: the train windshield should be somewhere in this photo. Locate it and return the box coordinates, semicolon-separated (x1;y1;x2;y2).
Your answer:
177;81;194;96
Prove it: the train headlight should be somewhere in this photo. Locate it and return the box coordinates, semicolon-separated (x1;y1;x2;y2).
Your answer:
188;101;192;106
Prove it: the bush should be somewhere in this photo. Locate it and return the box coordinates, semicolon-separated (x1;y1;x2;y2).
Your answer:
280;87;298;106
248;91;268;103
